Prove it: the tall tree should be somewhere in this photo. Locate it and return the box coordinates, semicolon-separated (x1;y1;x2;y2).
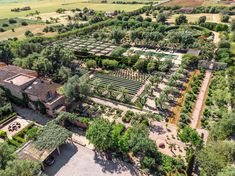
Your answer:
86;118;113;151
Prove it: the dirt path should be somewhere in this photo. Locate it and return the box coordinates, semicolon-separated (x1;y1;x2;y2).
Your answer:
190;71;212;129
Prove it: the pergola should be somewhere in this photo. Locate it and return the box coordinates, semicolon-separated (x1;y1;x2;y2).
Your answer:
16;121;72;169
17;141;55;168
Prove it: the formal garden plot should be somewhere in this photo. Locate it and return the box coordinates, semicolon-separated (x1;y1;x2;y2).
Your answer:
60;37;118;56
111;69;150;83
91;73;143;95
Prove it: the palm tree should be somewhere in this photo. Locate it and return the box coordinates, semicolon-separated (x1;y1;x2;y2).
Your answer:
119;87;129;101
105;83;113;97
169;143;176;155
155;93;166;110
92;79;101;94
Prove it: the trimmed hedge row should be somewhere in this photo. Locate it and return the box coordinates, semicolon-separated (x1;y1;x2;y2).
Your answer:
0;112;17;125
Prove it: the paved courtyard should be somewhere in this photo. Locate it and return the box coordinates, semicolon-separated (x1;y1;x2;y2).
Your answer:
45;143;139;176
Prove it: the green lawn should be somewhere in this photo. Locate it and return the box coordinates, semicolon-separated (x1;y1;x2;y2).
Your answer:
0;18;42;30
0;0;144;19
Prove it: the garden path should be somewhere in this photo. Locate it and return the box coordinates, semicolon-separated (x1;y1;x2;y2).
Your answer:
131;79;150;103
190;70;212;129
90;97;144;114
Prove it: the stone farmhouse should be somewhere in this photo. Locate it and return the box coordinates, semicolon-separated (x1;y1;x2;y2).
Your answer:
0;63;65;117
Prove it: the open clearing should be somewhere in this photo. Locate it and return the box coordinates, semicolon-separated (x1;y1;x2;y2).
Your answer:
0;0;144;19
21;11;75;25
0;24;55;40
167;13;235;24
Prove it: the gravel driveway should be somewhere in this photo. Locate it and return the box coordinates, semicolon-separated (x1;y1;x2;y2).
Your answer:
45;143;140;176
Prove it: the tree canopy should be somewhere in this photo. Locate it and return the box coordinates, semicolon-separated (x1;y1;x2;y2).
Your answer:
34;121;72;150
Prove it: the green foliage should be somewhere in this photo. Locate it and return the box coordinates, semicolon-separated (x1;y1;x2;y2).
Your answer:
0;159;41;176
210;113;235;141
140;156;155;170
110;46;127;57
157;13;167;23
86;59;97;69
181;54;199;69
63;75;91;103
198;16;206;24
0;41;13;63
0;143;16;170
86;118;113;151
175;15;188;25
122;110;134;123
35;121;72;150
110;29;125;43
221;15;229;23
217;166;235;176
102;59;118;69
196;141;235;176
178;126;202;147
26;128;38;141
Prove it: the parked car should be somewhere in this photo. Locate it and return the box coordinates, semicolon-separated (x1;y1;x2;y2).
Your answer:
43;155;55;166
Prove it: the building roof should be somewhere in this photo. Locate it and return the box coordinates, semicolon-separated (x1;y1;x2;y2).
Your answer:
17;141;55;163
4;74;36;86
0;65;37;77
24;79;61;97
0;70;15;83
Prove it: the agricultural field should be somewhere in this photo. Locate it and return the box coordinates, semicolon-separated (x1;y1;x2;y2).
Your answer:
167;13;235;24
0;0;144;19
163;0;204;7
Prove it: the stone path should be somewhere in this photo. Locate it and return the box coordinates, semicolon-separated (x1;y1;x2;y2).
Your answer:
90;97;144;114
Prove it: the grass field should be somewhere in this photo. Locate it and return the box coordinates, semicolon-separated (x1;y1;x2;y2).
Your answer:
0;24;55;40
0;18;42;30
0;0;144;19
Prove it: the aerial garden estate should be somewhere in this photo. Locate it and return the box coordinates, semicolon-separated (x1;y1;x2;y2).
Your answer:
0;1;234;176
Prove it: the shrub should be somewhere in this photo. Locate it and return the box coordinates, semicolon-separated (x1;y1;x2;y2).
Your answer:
102;59;118;69
86;59;97;69
0;28;5;32
2;23;9;27
26;127;38;140
8;18;17;24
122;110;134;123
25;30;34;37
21;21;28;26
0;130;7;138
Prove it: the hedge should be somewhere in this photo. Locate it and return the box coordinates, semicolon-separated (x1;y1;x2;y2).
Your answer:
0;112;17;125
